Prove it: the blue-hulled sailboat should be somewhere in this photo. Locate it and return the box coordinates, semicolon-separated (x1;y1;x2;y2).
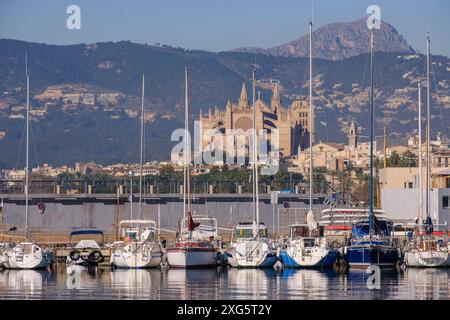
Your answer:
343;25;400;269
280;22;338;269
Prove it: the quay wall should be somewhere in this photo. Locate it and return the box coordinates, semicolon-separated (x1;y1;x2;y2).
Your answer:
0;193;327;236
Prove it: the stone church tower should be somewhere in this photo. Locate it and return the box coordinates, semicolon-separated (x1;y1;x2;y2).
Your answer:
348;121;358;149
198;81;311;161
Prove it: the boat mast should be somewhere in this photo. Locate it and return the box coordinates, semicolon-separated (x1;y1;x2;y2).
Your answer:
25;51;29;241
309;21;314;214
368;28;375;236
252;68;260;236
425;33;431;220
136;74;145;242
418;78;423;224
139;74;144;222
184;67;191;220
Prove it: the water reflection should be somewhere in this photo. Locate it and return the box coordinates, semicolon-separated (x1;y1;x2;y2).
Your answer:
163;268;222;300
110;269;162;299
402;268;450;300
0;266;449;299
224;268;277;299
0;270;50;299
343;269;399;300
278;268;336;299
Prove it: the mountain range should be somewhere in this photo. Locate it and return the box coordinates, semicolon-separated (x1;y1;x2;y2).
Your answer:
0;18;448;169
232;19;414;60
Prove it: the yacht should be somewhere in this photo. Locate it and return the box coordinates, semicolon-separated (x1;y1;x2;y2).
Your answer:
4;56;50;270
343;25;399;269
226;222;277;268
280;223;338;268
166;213;219;268
165;67;219;268
403;34;449;268
111;220;162;268
225;68;276;268
279;22;338;269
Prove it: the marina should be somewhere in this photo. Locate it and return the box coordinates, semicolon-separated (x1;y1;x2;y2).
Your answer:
0;0;449;306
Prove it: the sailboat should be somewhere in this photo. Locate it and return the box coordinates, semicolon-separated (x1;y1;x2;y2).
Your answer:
110;75;162;269
280;22;338;268
343;26;400;269
4;54;50;270
165;67;219;268
225;68;277;268
404;34;449;268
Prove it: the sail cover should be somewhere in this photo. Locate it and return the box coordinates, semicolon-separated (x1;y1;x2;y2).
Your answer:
306;209;318;231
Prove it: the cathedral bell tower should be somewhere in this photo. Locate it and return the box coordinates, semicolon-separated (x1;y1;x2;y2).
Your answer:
348;121;358;149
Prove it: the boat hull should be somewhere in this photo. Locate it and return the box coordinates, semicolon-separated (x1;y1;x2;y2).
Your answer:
112;250;162;269
280;249;338;268
166;247;218;268
345;245;399;268
226;251;277;268
4;253;48;269
404;250;449;267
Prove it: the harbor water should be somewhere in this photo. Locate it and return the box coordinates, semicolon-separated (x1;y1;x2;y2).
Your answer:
0;267;449;300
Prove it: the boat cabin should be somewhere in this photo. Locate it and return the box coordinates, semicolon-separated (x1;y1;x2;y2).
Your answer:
234;222;268;239
351;218;393;240
179;215;218;241
288;223;321;239
118;220;157;243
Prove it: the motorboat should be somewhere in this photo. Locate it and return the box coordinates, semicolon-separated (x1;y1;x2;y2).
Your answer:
64;229;106;267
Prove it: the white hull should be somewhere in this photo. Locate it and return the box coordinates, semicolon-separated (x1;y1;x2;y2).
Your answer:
227;252;276;268
227;240;276;268
404;250;449;268
166;248;217;268
4;252;48;269
4;243;49;270
112;248;162;269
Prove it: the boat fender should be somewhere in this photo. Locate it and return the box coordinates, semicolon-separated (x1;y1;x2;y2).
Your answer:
69;250;80;262
88;250;104;264
216;251;223;266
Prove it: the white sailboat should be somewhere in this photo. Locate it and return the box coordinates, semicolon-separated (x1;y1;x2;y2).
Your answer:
404;34;449;267
279;22;338;268
166;67;219;268
225;68;277;268
110;75;162;269
4;55;49;270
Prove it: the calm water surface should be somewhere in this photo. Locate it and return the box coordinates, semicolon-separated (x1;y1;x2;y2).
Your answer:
0;266;449;300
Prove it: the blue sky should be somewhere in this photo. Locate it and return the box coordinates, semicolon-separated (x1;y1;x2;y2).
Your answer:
1;0;449;56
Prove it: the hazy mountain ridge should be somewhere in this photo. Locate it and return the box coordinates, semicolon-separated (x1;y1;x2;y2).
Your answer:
232;19;414;60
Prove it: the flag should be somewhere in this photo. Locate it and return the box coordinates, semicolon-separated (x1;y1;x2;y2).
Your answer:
187;211;200;232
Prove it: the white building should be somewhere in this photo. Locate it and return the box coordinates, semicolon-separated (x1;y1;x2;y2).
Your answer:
380;167;450;226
